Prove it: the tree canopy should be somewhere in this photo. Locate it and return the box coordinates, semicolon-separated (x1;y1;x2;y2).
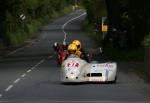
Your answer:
82;0;150;49
0;0;72;47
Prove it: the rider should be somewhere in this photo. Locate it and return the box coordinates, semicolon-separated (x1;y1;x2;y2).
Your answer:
53;42;68;52
53;42;59;52
72;40;83;57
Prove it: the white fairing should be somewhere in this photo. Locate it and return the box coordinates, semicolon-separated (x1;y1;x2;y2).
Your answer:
61;57;117;83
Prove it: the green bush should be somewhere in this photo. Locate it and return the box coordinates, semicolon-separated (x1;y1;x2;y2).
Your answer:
8;32;22;47
0;41;4;49
103;44;144;61
82;18;103;46
26;20;41;35
143;33;150;47
61;6;72;15
0;0;72;48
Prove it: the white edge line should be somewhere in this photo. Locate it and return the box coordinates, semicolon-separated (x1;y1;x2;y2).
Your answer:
21;73;26;77
8;39;36;56
13;78;21;84
48;55;53;59
8;48;23;55
62;12;86;43
51;101;113;103
5;85;13;92
62;12;86;29
0;101;8;103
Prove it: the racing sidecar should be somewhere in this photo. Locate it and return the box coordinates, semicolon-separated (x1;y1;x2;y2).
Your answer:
61;56;117;83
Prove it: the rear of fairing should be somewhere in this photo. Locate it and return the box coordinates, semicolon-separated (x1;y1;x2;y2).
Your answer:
84;63;117;82
60;58;87;82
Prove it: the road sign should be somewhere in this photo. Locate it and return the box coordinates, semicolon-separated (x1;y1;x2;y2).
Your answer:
102;17;108;32
20;14;26;20
102;25;108;32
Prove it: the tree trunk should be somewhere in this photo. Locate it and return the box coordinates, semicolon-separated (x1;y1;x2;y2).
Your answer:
0;1;8;46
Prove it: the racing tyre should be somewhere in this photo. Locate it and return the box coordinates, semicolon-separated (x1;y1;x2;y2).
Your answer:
112;76;117;83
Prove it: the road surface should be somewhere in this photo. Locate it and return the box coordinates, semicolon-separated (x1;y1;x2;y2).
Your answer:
0;10;150;103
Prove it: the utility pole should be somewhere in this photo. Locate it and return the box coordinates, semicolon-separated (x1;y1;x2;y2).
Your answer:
19;14;26;32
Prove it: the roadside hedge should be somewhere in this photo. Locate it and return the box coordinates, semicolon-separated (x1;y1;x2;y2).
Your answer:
0;0;73;47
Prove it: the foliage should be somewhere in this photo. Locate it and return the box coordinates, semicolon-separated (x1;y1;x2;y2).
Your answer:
82;0;150;60
143;33;150;47
82;0;107;23
82;0;107;46
103;44;144;61
0;0;72;47
82;19;102;46
82;0;150;48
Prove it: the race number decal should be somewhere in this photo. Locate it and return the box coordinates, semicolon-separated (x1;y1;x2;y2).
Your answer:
67;62;79;68
64;61;80;75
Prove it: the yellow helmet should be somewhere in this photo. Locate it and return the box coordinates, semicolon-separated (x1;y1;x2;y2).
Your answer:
72;40;81;50
67;43;77;51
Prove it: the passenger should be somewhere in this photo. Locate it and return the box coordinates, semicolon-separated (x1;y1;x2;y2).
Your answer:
67;43;78;58
72;40;90;62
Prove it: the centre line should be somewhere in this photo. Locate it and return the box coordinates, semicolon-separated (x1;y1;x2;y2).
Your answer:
5;85;13;92
13;78;21;84
62;12;86;43
27;69;32;73
0;94;2;98
21;73;26;78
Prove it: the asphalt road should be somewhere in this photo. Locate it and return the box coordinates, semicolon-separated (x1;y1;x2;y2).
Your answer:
0;10;150;103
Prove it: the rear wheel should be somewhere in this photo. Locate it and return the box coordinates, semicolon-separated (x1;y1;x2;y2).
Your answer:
112;76;117;83
108;76;117;84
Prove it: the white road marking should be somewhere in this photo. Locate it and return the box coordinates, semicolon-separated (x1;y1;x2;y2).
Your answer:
5;85;13;92
62;12;86;43
33;59;45;68
13;78;21;84
8;39;37;56
38;59;45;65
1;58;46;98
31;67;35;70
14;78;21;84
34;63;39;67
8;48;24;55
0;101;8;103
21;73;26;78
0;94;2;98
27;69;32;73
51;101;113;103
48;55;53;59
